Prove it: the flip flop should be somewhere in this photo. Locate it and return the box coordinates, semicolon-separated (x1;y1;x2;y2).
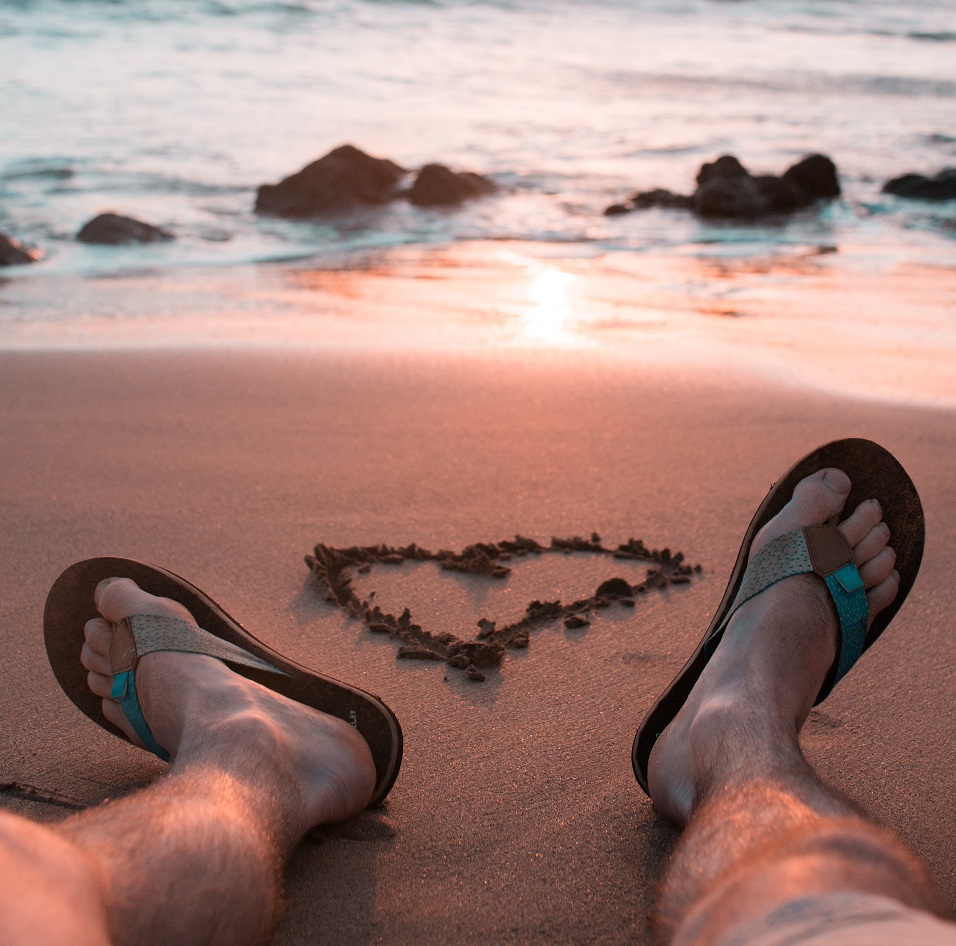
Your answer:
631;438;924;797
44;557;403;807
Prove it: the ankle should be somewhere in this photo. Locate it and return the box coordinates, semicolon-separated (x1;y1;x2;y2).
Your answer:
685;693;802;803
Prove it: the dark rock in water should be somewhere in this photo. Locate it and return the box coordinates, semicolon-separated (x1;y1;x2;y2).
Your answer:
0;232;42;266
693;154;840;218
255;144;405;218
782;154;841;200
694;162;766;218
408;163;496;207
604;202;632;217
693;154;841;219
607;152;841;220
604;188;692;215
695;154;750;189
882;168;956;201
752;175;807;213
632;188;693;211
77;213;173;245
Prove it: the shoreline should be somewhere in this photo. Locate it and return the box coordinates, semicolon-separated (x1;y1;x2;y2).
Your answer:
0;239;954;410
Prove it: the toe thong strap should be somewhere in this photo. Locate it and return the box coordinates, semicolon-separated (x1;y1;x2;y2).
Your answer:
728;526;869;690
111;670;171;762
108;614;287;763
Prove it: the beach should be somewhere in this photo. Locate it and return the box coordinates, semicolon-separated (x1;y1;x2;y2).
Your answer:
2;336;954;944
2;0;955;939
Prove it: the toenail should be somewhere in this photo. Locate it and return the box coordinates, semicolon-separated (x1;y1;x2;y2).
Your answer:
871;498;882;515
823;469;851;494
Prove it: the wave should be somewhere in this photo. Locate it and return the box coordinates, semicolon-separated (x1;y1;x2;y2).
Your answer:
587;68;956;100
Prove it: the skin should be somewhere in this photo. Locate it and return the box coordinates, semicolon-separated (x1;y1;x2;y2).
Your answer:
647;468;951;945
0;577;376;946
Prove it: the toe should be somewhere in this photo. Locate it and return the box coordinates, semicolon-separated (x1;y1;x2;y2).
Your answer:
87;670;114;699
753;468;850;552
81;641;111;676
84;618;113;656
852;521;890;567
94;577;195;626
859;546;896;589
866;570;900;616
787;468;851;525
839;498;883;547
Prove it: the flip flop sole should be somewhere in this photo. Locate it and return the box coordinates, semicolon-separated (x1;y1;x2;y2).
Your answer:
631;438;924;796
44;557;403;807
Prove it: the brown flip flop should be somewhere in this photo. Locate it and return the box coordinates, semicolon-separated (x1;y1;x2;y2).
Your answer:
44;557;403;807
632;438;924;797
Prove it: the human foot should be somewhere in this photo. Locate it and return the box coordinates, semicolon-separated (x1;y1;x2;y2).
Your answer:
80;578;376;834
648;468;900;824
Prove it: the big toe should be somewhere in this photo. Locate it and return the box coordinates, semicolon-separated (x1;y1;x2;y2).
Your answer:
94;576;195;626
752;468;850;552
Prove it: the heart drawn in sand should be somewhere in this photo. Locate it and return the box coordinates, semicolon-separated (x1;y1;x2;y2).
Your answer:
305;535;702;682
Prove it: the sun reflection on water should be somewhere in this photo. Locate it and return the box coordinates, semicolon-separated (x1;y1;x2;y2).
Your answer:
517;263;585;347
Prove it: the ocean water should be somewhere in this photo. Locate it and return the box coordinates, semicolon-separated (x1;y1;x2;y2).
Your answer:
1;0;955;278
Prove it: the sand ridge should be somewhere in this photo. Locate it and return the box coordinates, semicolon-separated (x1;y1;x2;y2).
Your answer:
306;535;702;682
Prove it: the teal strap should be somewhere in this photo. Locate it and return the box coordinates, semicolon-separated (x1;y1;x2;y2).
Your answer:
826;563;868;683
110;669;171;762
109;615;287;763
723;529;869;686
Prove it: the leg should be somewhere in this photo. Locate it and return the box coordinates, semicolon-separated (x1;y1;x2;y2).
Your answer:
648;469;951;945
1;577;375;946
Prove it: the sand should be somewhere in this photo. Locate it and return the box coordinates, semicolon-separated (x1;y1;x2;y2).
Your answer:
0;340;954;945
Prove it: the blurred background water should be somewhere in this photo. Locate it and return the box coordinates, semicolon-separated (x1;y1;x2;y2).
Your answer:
1;0;954;277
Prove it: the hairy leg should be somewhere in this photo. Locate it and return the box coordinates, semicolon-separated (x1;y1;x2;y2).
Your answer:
1;576;376;946
649;469;949;945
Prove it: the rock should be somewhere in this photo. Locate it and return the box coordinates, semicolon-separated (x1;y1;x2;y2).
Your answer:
76;213;173;245
604;202;632;217
408;163;496;208
882;168;956;201
632;189;693;211
255;144;405;218
694;153;840;219
604;189;692;215
694;162;766;218
752;175;807;213
0;232;41;266
695;154;750;189
781;154;841;200
608;153;841;221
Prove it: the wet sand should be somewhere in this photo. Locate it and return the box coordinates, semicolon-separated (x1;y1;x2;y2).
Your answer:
2;239;954;408
0;345;954;945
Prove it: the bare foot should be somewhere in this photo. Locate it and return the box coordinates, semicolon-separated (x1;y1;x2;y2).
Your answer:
79;578;376;836
648;468;900;824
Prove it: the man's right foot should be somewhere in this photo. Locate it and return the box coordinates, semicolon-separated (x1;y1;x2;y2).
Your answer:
80;578;377;838
648;468;899;824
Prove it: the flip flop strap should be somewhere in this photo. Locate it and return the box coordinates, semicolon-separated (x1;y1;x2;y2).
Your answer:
727;526;869;688
109;614;286;763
